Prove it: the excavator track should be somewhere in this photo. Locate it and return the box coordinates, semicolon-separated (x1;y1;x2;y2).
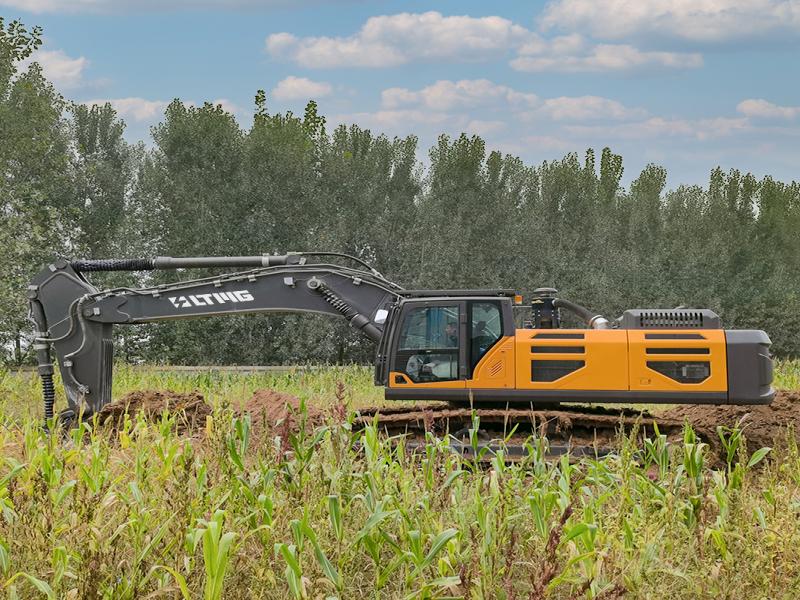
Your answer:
353;403;687;461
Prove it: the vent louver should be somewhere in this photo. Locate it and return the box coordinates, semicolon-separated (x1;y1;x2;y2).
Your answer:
619;309;721;330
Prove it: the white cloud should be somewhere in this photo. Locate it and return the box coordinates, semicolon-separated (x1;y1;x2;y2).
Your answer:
382;79;538;111
22;49;88;89
210;98;243;115
540;0;800;43
0;0;335;13
567;116;750;141
511;35;702;72
381;79;645;124
0;0;101;12
737;98;800;119
266;11;531;68
465;120;507;136
336;80;658;162
272;76;332;101
538;96;648;121
84;97;168;122
264;10;707;73
331;109;455;136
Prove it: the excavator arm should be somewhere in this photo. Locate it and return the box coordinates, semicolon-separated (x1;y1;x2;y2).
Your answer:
28;254;401;418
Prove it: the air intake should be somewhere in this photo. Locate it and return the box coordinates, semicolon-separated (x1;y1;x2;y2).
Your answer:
619;309;721;330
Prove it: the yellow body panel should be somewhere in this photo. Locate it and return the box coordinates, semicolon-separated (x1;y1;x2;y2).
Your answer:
389;371;465;388
628;329;727;392
514;329;629;390
388;329;728;395
466;336;515;389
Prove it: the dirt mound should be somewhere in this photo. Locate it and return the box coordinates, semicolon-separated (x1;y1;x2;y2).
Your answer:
98;389;211;433
237;389;325;440
662;390;800;454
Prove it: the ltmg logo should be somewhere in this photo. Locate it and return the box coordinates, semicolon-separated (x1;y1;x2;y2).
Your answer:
168;290;254;308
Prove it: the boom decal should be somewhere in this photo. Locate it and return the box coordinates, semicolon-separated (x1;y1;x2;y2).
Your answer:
168;290;254;308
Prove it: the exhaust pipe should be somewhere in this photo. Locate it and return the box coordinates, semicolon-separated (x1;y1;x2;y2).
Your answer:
531;288;609;330
552;298;609;329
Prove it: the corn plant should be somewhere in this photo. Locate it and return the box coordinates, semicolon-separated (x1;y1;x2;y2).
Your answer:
185;510;237;600
274;542;306;599
225;414;251;473
0;365;798;598
643;423;670;481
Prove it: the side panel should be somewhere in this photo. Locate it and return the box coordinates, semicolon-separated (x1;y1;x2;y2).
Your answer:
389;371;466;388
466;336;515;389
514;329;629;391
628;329;727;392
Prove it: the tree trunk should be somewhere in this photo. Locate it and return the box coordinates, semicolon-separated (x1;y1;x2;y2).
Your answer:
14;333;22;366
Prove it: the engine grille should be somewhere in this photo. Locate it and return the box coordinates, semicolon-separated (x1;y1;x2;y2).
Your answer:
619;309;721;329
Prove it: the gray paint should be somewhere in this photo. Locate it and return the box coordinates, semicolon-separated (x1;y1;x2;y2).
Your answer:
385;388;740;404
725;329;775;404
29;259;400;416
619;309;722;329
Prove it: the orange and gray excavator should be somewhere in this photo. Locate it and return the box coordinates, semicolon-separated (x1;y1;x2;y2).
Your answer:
28;253;774;423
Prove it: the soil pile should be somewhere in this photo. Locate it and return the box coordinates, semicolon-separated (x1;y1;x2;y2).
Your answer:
237;389;325;441
97;389;211;434
662;390;800;453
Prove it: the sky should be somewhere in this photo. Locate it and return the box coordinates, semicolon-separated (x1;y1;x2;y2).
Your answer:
5;0;800;187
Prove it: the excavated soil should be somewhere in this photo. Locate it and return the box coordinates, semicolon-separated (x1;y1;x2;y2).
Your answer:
97;389;211;434
95;387;800;464
98;388;328;441
236;389;326;442
662;390;800;455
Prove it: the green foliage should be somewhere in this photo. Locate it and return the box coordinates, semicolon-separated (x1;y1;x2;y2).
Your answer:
0;367;797;597
3;21;800;366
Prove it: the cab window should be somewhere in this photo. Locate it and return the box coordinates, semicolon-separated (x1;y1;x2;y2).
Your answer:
470;302;502;369
394;305;459;382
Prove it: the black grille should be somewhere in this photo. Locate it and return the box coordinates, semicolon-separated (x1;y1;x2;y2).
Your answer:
640;311;704;328
647;361;710;383
620;309;721;329
531;360;585;382
532;333;585;339
532;346;585;354
645;333;705;340
646;347;710;354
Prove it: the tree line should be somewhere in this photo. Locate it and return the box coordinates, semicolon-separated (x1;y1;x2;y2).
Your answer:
2;18;799;365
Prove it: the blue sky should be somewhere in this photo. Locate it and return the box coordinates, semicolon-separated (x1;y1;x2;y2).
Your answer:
7;0;800;186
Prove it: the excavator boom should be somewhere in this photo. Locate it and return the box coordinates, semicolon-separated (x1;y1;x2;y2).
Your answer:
28;254;399;417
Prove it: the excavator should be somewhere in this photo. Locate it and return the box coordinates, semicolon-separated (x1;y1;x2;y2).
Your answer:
27;253;774;423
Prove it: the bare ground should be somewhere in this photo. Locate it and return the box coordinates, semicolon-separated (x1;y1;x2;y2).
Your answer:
97;389;210;434
95;388;800;461
662;390;800;454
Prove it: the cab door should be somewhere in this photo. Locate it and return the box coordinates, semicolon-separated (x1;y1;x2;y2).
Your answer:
466;299;515;389
388;300;467;388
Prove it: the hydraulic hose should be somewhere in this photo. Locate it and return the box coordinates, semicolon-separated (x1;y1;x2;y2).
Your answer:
70;255;303;272
29;300;56;424
310;280;383;341
71;258;155;272
553;298;610;329
41;372;55;422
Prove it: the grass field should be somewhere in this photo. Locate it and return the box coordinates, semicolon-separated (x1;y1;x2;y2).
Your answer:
0;361;798;598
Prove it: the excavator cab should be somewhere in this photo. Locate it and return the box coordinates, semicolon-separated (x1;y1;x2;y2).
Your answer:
377;291;774;406
374;293;517;394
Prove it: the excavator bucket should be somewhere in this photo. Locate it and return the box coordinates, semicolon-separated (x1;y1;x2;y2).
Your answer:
28;260;113;416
